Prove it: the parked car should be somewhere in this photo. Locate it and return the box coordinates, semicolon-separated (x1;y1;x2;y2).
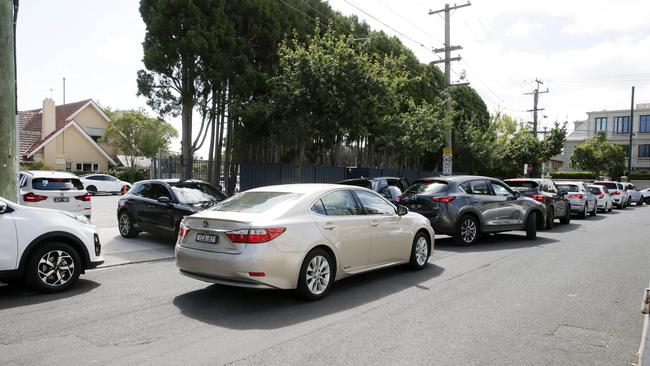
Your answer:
503;178;571;229
117;179;227;238
588;184;613;212
397;176;545;245
0;196;103;292
554;181;598;218
623;183;644;206
175;184;434;300
593;181;628;209
80;173;131;195
337;176;409;203
19;170;92;219
641;188;650;204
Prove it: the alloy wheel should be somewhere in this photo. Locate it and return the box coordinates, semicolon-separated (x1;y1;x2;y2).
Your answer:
461;218;477;244
306;255;330;295
415;236;429;266
119;213;130;236
37;250;74;287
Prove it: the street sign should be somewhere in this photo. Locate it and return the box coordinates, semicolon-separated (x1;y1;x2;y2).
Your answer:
443;147;453;155
443;154;452;175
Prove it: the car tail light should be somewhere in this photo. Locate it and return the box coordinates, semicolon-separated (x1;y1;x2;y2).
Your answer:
599;192;605;198
75;193;91;201
568;194;583;199
226;228;286;243
396;195;402;203
611;190;620;196
23;192;47;202
178;225;190;238
531;194;546;202
248;272;266;277
431;196;455;203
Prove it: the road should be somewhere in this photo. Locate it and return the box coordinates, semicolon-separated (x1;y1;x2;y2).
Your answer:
1;204;649;365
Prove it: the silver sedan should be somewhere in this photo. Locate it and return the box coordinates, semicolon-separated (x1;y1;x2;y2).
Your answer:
175;184;435;300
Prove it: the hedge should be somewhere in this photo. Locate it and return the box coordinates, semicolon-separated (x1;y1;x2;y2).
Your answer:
550;171;597;180
630;173;650;180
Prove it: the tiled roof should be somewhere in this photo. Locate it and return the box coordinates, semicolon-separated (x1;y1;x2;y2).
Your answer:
18;99;92;157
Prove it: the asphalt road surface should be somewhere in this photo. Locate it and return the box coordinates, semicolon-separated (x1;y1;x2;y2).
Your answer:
2;205;649;365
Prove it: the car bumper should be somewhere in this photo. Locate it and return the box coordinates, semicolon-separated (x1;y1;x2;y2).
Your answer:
569;202;586;213
175;244;304;290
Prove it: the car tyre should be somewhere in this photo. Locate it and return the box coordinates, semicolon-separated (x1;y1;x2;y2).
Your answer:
590;204;597;216
545;207;554;229
638;198;644;206
645;197;650;205
297;248;334;301
409;232;430;270
580;205;588;218
560;205;571;224
86;185;97;196
526;212;537;240
118;211;139;238
454;215;479;246
26;242;81;293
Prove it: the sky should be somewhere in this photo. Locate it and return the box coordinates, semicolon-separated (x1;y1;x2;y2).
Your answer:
15;0;650;154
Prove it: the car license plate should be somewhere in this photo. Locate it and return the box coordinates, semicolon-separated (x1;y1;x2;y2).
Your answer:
196;233;218;244
54;197;69;203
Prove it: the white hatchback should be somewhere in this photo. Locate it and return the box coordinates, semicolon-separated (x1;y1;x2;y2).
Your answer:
19;170;92;219
80;173;131;195
0;197;104;292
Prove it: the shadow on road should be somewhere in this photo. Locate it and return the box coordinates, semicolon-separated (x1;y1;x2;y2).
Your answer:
0;279;101;310
173;263;444;329
434;233;559;253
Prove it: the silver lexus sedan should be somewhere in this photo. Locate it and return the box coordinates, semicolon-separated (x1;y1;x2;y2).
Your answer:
175;184;435;300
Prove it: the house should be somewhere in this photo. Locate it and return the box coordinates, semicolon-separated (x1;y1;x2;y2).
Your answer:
556;103;650;172
19;98;118;172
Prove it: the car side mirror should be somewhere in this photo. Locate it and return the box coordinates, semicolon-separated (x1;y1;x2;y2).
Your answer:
512;191;520;198
157;196;171;205
0;202;7;214
396;205;409;216
560;190;567;196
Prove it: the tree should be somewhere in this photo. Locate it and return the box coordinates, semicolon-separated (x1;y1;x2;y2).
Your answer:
570;131;626;178
102;110;178;182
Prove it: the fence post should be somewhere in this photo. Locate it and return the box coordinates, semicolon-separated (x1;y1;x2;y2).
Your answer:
168;156;173;179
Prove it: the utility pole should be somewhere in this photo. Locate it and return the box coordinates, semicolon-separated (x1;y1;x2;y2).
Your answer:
628;86;635;176
525;78;548;136
0;0;18;202
429;2;471;176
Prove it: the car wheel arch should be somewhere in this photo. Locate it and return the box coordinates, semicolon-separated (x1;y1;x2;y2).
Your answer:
527;208;545;229
416;228;432;253
19;231;90;275
458;211;482;231
300;244;338;281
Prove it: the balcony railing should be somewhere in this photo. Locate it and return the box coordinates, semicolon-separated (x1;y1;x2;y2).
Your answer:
637;157;650;167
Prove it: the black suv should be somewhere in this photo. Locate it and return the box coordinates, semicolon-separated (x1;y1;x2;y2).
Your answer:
503;178;571;229
117;179;226;238
337;177;409;203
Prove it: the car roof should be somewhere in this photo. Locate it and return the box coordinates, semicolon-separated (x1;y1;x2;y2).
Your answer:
134;179;208;185
415;175;493;182
554;181;584;184
248;183;357;194
21;170;79;179
504;178;543;183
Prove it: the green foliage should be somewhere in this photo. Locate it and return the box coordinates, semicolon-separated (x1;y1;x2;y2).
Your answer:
20;161;50;171
102;109;177;182
109;168;150;183
570;131;626;178
630;172;650;180
550;171;597;180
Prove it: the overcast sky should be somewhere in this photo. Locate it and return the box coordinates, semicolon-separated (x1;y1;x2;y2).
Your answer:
16;0;650;153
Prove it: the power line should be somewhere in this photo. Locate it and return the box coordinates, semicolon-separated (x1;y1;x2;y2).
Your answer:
376;0;443;44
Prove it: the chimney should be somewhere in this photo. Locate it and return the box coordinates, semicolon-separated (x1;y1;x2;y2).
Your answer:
42;98;56;137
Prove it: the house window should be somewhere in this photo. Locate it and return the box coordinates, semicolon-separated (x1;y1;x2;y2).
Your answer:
75;162;100;172
639;144;650;158
65;162;72;172
640;115;650;133
595;117;607;132
615;116;630;134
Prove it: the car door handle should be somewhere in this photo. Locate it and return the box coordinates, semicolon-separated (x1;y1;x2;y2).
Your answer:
323;223;337;230
370;221;380;227
472;201;480;205
499;202;505;205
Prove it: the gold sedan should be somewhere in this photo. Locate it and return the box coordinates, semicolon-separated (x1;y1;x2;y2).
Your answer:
175;184;435;300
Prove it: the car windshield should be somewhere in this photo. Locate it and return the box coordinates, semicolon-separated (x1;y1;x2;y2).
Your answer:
557;184;578;192
211;191;304;213
32;178;84;191
404;181;448;194
594;182;618;190
339;180;372;189
169;182;226;204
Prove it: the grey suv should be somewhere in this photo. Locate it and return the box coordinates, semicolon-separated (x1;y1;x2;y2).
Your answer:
397;176;546;245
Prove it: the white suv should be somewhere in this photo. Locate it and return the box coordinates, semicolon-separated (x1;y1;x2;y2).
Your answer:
0;197;104;292
19;170;92;219
80;173;131;195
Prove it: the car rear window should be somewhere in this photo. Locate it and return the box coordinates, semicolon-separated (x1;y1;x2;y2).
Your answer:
169;182;226;204
338;180;372;189
32;178;83;191
404;181;448;194
557;184;578;192
594;182;618;189
589;186;602;195
211;192;304;213
505;180;538;191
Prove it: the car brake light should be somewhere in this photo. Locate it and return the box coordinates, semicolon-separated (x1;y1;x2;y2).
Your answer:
178;225;189;238
611;190;620;195
599;192;605;198
75;193;91;201
431;196;455;203
568;194;583;199
531;194;545;202
396;196;402;203
23;192;47;202
226;228;286;243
